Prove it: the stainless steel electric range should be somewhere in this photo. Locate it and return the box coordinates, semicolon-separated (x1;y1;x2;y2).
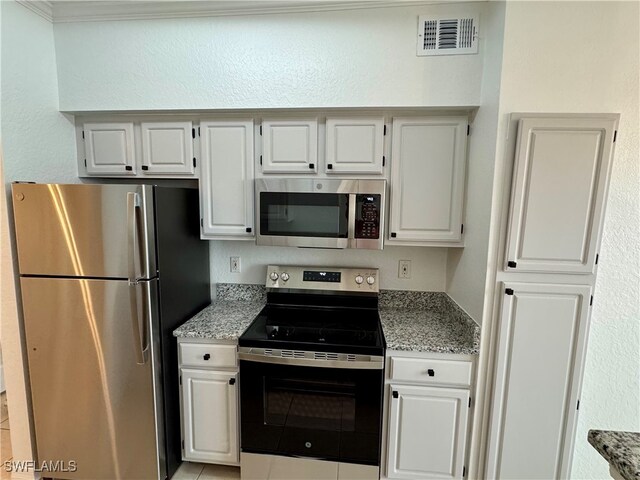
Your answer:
238;265;385;480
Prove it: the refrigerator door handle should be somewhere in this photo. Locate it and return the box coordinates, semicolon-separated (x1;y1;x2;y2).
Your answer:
127;191;141;283
129;281;149;365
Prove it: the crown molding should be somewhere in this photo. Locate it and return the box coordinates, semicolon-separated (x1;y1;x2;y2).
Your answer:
49;0;457;24
16;0;53;22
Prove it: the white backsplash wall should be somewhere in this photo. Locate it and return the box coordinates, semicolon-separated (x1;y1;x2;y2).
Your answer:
210;241;447;292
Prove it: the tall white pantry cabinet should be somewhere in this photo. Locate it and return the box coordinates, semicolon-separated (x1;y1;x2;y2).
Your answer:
486;114;619;479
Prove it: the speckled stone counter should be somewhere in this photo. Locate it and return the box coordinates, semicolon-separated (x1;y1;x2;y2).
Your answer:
174;285;480;354
173;284;266;340
588;430;640;480
379;291;480;355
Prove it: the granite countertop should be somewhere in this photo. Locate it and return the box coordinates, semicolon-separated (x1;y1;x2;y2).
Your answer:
173;284;266;340
174;284;480;355
379;290;480;355
588;430;640;480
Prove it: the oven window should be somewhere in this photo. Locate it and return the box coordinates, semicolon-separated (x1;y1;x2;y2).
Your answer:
265;378;356;432
260;192;349;238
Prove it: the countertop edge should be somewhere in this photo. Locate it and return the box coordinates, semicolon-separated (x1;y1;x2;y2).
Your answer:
588;429;640;480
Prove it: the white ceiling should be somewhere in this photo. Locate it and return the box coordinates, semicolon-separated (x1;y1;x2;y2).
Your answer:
20;0;459;23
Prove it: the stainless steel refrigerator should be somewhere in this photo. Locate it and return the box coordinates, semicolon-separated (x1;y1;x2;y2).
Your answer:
12;183;210;480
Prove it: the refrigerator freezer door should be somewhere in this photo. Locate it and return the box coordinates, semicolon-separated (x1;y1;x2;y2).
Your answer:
12;183;156;279
20;276;163;480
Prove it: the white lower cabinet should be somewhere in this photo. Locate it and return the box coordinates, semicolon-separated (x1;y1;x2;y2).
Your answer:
384;354;473;480
179;341;239;466
387;385;469;480
487;282;591;480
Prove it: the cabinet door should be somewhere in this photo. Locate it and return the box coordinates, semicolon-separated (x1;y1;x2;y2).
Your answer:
200;120;254;238
181;369;239;465
487;283;591;480
84;122;135;176
389;117;467;243
261;119;318;173
505;116;617;274
140;121;195;176
387;385;469;479
325;116;384;174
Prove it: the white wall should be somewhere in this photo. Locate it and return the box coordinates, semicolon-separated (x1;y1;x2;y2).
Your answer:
2;3;76;183
1;1;78;474
492;2;640;478
446;1;505;323
211;242;447;291
53;3;485;111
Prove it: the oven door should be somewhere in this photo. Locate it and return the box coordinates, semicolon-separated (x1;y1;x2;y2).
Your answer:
239;358;383;466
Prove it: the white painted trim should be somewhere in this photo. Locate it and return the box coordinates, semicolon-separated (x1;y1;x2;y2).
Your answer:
49;0;475;24
15;0;53;22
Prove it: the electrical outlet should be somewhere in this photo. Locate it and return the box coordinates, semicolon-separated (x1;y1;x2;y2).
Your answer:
399;260;411;279
230;256;241;273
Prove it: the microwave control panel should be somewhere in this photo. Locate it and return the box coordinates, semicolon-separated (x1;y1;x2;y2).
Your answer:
355;194;381;239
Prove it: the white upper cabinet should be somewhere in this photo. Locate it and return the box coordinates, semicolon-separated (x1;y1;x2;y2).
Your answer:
388;116;467;244
199;120;254;239
387;385;469;479
261;119;318;173
325;116;385;174
140;121;195;176
505;116;617;274
488;282;591;480
84;122;136;176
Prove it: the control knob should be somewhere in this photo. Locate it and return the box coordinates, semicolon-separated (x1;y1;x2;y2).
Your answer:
280;272;290;282
269;272;279;281
355;275;364;285
366;275;376;285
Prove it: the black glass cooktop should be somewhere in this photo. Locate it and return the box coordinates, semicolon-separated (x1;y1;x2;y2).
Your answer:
239;304;385;356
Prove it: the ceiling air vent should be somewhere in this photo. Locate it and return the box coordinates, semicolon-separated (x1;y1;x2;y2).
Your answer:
417;15;478;56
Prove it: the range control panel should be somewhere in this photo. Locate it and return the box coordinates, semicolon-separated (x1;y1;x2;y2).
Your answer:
266;265;379;293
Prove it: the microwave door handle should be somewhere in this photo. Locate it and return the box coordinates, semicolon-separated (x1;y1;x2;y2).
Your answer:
348;194;356;241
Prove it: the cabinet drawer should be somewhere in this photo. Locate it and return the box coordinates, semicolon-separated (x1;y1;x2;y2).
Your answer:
389;357;472;387
179;343;237;368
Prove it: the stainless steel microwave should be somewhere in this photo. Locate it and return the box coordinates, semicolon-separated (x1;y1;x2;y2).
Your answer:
256;179;386;250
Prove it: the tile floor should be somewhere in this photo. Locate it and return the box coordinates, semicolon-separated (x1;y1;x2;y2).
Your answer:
0;394;238;480
1;392;11;480
172;462;240;480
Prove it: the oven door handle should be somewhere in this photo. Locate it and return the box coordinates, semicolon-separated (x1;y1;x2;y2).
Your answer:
238;348;384;370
